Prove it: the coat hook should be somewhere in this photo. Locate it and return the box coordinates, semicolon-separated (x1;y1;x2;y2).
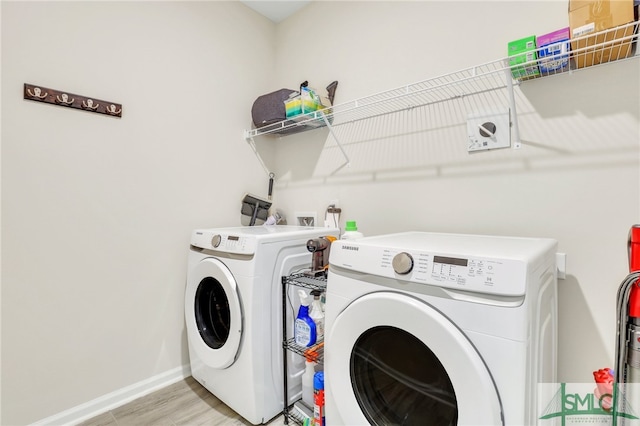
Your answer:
27;87;48;99
82;99;99;110
106;104;121;115
55;93;75;105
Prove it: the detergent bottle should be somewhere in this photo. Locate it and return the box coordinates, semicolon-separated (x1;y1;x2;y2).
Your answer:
301;357;316;408
341;220;363;240
295;290;316;347
309;290;325;341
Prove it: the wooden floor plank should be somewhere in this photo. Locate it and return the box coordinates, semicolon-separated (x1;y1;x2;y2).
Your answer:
77;411;118;426
79;376;287;426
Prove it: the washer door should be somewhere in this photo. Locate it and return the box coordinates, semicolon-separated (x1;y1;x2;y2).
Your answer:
326;292;503;426
185;257;242;369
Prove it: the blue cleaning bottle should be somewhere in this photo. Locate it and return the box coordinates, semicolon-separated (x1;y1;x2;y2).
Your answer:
295;290;317;347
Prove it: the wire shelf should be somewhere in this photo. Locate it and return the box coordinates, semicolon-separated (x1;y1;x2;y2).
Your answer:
283;273;327;291
284;411;305;426
245;57;512;138
284;401;314;426
244;20;639;141
512;20;639;80
282;272;325;425
283;338;324;363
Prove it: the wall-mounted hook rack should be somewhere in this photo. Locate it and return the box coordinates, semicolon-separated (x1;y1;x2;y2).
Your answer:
105;104;122;116
55;93;75;105
23;83;122;118
81;99;99;111
26;86;47;99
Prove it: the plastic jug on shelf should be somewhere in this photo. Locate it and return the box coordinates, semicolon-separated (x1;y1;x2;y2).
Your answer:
302;357;316;408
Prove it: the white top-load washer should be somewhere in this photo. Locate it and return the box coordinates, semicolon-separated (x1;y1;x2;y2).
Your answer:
325;231;558;426
185;225;338;425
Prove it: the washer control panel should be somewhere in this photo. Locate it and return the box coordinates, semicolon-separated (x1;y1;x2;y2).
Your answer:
336;243;526;296
191;231;257;255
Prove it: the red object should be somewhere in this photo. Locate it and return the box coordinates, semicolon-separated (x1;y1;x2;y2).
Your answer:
313;371;325;426
593;368;614;411
628;225;640;318
313;389;324;426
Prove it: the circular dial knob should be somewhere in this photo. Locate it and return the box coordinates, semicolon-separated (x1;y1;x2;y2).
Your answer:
211;234;222;248
392;252;414;275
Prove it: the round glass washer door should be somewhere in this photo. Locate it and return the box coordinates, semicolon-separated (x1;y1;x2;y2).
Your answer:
326;292;503;426
185;257;242;369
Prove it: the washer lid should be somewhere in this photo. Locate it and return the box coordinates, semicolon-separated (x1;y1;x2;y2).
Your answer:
185;257;242;369
190;225;340;253
326;292;503;426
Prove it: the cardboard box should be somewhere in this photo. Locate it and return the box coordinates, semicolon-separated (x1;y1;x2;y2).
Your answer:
508;35;540;80
569;0;635;68
537;27;571;74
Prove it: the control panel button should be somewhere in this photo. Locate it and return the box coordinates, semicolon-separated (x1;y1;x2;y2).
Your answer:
211;234;222;248
392;252;414;275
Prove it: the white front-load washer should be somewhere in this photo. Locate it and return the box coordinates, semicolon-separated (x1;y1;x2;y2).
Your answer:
325;231;558;426
185;225;338;425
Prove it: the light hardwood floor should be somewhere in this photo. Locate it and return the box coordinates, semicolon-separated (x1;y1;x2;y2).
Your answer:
78;376;287;426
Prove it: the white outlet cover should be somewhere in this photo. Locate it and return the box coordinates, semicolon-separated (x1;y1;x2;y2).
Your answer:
467;109;511;152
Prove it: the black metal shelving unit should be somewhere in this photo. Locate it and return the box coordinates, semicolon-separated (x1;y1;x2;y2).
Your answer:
281;273;326;425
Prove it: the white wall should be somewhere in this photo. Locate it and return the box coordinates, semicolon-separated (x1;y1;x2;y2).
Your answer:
1;2;275;424
267;0;640;383
2;1;639;424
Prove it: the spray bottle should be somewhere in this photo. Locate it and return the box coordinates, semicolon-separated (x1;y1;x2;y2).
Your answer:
295;290;316;347
309;290;325;342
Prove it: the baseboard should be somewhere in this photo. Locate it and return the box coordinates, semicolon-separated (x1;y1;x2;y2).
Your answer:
31;364;191;426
